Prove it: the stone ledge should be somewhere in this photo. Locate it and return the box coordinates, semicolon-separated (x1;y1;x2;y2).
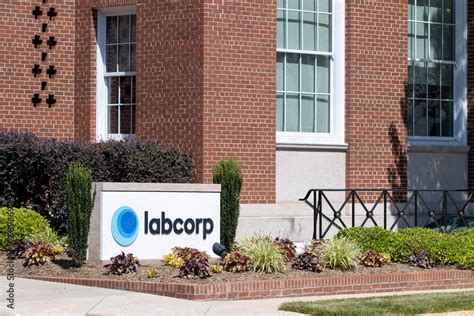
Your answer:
23;269;474;301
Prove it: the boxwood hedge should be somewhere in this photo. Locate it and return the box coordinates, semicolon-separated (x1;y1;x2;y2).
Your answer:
337;227;474;270
0;132;193;232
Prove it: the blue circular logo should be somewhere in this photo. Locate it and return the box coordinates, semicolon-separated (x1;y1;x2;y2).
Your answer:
111;206;138;247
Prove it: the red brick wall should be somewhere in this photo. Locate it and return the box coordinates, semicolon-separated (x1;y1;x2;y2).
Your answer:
2;0;276;203
202;0;276;203
0;0;76;139
345;0;408;191
467;1;474;191
136;0;205;183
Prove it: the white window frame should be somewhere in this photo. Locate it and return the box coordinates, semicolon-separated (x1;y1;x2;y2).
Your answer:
276;0;345;148
408;0;467;147
96;6;137;141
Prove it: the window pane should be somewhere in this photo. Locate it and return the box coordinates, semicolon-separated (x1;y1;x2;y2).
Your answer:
288;11;301;50
132;76;136;103
106;45;117;72
414;100;427;136
318;0;331;13
108;106;118;134
277;53;284;91
429;23;442;60
443;25;454;61
130;15;136;42
301;55;315;93
316;95;329;133
131;105;136;134
120;76;132;104
443;0;454;24
427;62;440;99
277;10;286;49
427;100;440;136
317;56;330;93
303;13;316;51
108;77;119;104
288;0;300;10
416;0;428;21
118;15;130;43
318;13;331;52
130;44;136;72
286;53;299;92
303;0;316;11
415;22;428;59
106;16;117;44
441;64;453;99
414;62;427;99
277;93;284;131
120;105;132;134
277;0;285;8
408;100;414;136
408;22;415;58
301;95;314;132
408;0;415;20
429;0;442;23
286;94;299;132
441;101;453;136
118;44;130;72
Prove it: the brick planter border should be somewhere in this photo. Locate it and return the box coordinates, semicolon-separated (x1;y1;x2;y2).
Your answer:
24;269;474;301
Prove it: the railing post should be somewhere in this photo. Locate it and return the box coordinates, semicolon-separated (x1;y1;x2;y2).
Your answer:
383;190;387;230
318;190;323;240
351;190;355;228
312;190;317;240
414;190;418;227
442;190;448;233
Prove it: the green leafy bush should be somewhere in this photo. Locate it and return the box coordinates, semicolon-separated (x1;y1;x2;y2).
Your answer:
292;252;323;273
320;237;361;270
337;227;474;270
336;227;396;255
0;132;193;232
104;252;140;275
212;158;243;250
239;236;285;273
222;251;252;273
23;241;55;267
67;163;93;266
0;207;57;250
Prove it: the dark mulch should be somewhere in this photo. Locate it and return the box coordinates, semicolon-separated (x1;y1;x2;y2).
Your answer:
0;252;456;284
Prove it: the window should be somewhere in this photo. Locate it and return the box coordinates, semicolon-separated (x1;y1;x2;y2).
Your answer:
407;0;466;142
96;7;136;140
276;0;345;146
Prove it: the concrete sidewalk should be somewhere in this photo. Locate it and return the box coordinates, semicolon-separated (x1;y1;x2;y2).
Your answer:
1;278;473;316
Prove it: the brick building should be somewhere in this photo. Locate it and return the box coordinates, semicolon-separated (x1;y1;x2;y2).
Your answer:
0;0;471;239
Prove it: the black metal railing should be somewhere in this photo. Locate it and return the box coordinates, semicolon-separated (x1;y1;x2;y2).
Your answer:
300;189;474;239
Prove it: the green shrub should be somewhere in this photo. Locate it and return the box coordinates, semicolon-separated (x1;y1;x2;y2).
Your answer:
337;227;474;270
239;236;285;273
66;162;94;266
212;157;243;249
336;227;396;255
320;237;361;270
0;207;56;250
0;132;193;232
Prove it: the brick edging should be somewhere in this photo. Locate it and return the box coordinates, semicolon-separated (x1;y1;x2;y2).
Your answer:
23;269;474;301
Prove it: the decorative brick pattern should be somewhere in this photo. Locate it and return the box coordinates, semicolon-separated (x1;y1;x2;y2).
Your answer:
25;269;474;301
345;0;408;192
